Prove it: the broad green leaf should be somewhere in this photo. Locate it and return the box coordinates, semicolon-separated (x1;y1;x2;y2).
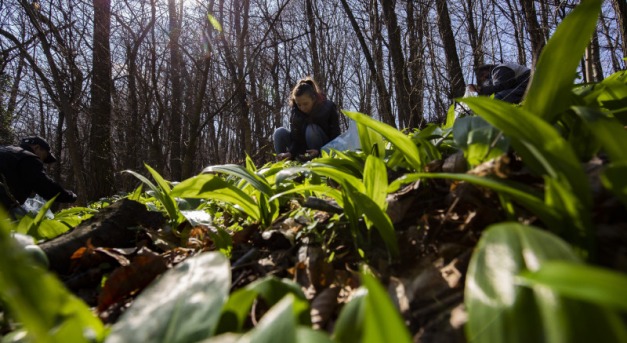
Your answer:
333;288;367;343
269;184;344;208
601;162;627;207
544;177;591;253
453;116;509;166
242;295;309;343
215;277;308;334
523;0;603;122
572;106;627;163
17;195;57;237
363;155;387;210
461;97;591;208
518;261;627;312
342;110;424;171
0;212;105;343
345;184;399;257
145;164;181;220
172;174;260;221
204;164;273;196
30;219;71;241
465;223;626;343
308;164;365;194
106;252;231;343
362;271;412;343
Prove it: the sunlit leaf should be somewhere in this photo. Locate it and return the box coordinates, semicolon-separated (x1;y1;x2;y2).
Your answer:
518;261;627;312
204;164;273;196
342;110;424;171
207;13;223;32
172;174;260;221
523;0;603;122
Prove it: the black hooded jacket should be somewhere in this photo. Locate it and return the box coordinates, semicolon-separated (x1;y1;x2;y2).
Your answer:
0;145;76;210
288;99;341;155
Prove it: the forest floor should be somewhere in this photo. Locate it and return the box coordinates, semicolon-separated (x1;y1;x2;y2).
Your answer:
34;152;627;342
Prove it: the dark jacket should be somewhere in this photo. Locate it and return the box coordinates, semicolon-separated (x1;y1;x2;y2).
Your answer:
0;145;76;210
479;62;531;98
288;99;341;155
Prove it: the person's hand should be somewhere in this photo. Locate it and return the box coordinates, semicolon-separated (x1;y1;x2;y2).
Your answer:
305;149;319;158
277;152;292;160
467;84;478;93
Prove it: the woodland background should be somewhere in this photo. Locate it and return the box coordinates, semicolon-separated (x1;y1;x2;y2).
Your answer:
0;0;626;203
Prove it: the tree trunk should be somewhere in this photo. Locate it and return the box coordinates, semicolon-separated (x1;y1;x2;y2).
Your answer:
435;0;466;99
168;0;183;180
381;0;415;129
613;0;627;66
339;0;394;126
305;0;321;79
519;0;545;68
89;0;115;200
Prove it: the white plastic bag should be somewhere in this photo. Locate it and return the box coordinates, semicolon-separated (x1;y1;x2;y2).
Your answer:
321;119;361;153
22;194;54;219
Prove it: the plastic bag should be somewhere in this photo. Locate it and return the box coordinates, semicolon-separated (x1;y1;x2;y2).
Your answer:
22;194;54;219
321;119;361;153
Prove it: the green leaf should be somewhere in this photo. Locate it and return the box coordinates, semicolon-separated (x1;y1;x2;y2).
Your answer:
145;164;181;220
465;222;627;343
308;163;365;193
453;116;509;166
572;106;627;163
601;162;627;207
333;289;367;343
215;277;308;334
342;110;424;171
0;213;105;343
207;13;223;32
172;174;260;221
460;97;591;208
523;0;603;122
363;155;387;210
362;271;412;343
204;164;273;196
345;184;399;257
518;261;627;312
106;252;231;343
242;295;309;343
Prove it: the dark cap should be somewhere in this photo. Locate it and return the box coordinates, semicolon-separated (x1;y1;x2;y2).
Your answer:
20;136;57;163
475;64;496;73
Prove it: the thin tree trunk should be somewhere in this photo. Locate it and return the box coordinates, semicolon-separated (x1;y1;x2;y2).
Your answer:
305;0;321;79
89;0;114;200
519;0;545;68
613;0;627;66
168;0;183;180
339;0;394;126
435;0;466;99
381;0;414;128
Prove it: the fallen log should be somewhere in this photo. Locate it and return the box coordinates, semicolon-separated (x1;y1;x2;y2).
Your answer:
40;199;165;275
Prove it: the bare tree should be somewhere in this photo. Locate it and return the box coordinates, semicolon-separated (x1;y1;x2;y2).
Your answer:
435;0;466;99
89;0;114;199
519;0;545;67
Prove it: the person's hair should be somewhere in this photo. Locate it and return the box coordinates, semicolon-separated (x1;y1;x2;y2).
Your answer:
475;64;495;73
289;76;324;107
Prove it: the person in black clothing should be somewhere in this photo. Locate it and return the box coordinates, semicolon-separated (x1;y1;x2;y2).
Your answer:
0;136;77;218
273;77;341;161
467;62;531;104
